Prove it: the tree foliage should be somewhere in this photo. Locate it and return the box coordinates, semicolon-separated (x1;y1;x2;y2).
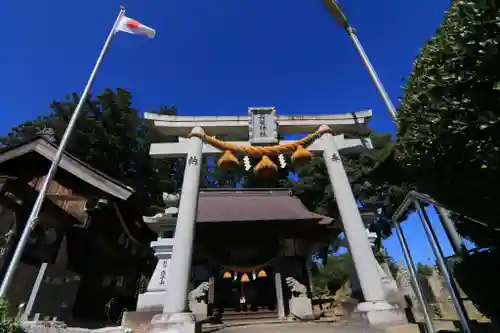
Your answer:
417;263;434;277
0;89;181;211
293;133;411;221
396;0;500;247
0;298;18;333
453;249;500;324
310;253;351;297
374;247;400;278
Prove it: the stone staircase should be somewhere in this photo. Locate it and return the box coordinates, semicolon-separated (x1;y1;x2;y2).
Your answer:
221;309;280;325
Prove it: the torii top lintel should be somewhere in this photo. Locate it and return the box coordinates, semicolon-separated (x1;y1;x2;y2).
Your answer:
144;108;372;138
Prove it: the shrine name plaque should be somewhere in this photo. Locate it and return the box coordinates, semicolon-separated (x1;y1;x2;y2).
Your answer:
248;107;278;145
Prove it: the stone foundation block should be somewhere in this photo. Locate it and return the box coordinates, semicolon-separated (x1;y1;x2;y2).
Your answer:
136;292;166;312
121;310;161;333
189;301;207;322
150;312;199;333
289;297;314;320
354;301;407;326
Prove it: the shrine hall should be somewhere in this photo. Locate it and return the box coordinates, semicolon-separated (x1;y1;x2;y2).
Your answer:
191;188;338;321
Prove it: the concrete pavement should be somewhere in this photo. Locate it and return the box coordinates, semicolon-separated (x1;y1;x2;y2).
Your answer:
212;321;460;333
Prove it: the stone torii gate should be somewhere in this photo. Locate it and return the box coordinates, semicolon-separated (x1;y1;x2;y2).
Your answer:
145;108;404;332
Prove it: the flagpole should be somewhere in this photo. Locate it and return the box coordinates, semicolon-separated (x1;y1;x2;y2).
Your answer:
0;7;126;299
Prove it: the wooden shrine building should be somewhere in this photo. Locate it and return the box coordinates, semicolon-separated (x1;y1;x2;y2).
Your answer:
0;137;154;327
190;188;339;322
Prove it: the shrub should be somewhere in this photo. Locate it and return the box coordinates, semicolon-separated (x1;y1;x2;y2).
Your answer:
453;249;500;324
0;298;19;333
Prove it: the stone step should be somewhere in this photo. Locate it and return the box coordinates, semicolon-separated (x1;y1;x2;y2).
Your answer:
222;310;279;323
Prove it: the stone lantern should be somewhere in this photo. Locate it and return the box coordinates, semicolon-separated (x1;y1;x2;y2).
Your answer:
136;192;179;312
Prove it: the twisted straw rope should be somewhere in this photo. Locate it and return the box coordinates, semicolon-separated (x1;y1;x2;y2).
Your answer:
188;127;333;157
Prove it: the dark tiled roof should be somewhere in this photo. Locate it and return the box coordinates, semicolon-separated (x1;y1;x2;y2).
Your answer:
196;188;332;224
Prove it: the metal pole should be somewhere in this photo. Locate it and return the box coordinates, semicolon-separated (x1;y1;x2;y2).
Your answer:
392;191;418;222
0;7;126;298
414;202;471;333
345;26;399;123
394;219;435;333
434;206;467;257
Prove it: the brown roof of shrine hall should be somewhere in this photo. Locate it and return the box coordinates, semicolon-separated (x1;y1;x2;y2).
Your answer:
195;188;333;224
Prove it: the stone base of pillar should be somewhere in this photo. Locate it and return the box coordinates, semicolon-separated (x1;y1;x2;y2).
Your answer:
189;301;208;322
121;310;161;331
136;292;166;312
150;312;198;333
353;301;407;326
288;297;315;320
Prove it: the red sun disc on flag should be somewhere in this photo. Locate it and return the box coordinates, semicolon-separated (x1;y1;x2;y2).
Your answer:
126;19;141;29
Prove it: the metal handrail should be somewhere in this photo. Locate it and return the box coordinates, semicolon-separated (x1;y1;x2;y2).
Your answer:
393;190;500;232
390;190;472;333
393;191;467;257
393;191;440;222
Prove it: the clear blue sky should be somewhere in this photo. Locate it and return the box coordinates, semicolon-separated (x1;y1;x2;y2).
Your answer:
1;0;462;263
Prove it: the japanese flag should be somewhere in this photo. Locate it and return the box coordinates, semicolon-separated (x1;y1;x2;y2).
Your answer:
116;16;156;39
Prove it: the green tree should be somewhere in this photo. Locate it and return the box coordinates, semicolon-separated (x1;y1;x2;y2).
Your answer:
291;133;414;261
453;249;500;324
396;0;500;247
374;247;400;278
417;263;434;277
0;298;18;333
293;133;411;220
0;89;182;211
310;253;351;297
385;256;400;278
396;1;500;321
